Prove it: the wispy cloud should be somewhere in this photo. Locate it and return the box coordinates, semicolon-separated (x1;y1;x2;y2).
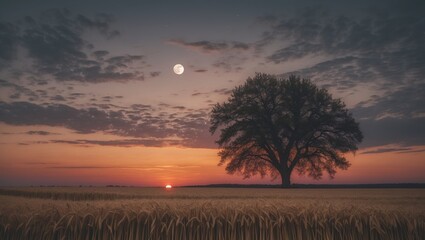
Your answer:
26;131;60;136
23;161;59;165
361;147;412;154
46;164;201;170
167;39;250;54
0;101;215;148
49;139;181;148
0;9;146;83
361;146;425;154
191;88;232;97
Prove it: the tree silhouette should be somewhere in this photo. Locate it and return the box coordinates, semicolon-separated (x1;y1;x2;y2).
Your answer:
210;73;363;187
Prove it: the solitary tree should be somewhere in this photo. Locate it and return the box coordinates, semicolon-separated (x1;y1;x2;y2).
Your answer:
210;73;363;187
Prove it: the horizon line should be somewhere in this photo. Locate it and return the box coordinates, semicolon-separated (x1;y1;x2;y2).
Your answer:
1;182;425;188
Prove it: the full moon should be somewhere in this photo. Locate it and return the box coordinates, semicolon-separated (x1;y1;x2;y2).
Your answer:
173;64;184;75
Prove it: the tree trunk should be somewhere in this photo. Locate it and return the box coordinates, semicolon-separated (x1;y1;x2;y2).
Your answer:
280;171;291;188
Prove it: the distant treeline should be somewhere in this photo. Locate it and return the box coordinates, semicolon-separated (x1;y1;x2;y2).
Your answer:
182;183;425;189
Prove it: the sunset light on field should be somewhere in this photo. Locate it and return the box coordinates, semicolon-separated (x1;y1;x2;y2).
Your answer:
165;185;172;189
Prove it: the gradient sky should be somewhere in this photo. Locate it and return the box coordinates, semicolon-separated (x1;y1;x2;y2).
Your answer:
0;0;424;186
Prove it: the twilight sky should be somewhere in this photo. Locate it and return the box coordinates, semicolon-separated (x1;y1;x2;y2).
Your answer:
0;0;424;186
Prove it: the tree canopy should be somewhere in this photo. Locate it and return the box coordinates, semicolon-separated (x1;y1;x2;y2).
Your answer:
210;73;363;187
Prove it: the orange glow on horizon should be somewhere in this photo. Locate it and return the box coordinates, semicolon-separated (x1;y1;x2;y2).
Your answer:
165;184;172;189
0;125;424;186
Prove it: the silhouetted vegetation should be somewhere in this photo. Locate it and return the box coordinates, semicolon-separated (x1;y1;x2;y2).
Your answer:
210;73;363;187
183;183;425;189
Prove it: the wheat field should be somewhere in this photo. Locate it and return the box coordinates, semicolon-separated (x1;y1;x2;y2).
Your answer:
0;187;424;239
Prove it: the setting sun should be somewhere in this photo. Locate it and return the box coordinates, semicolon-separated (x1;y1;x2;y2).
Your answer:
165;185;172;189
